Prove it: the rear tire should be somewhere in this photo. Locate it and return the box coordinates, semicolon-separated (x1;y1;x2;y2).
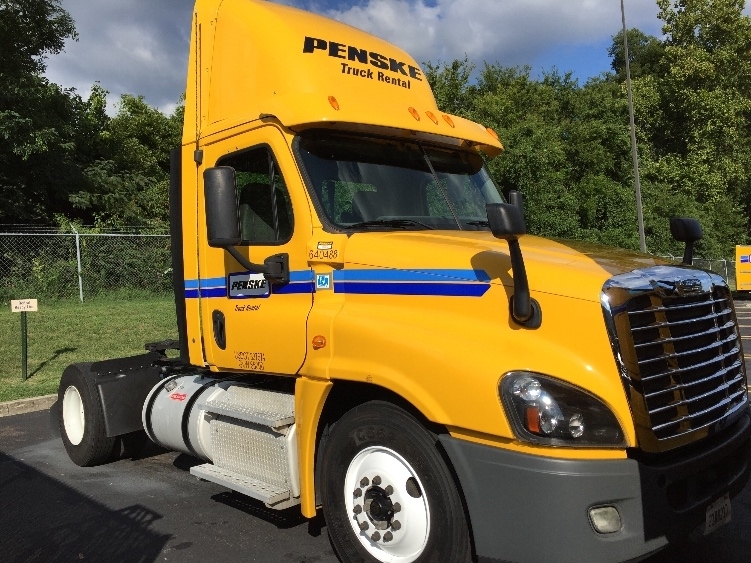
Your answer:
320;401;472;563
58;364;116;466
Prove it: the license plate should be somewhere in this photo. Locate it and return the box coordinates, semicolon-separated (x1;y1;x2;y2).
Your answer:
704;493;731;535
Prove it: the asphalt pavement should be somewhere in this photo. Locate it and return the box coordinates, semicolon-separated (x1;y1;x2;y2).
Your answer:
0;299;749;563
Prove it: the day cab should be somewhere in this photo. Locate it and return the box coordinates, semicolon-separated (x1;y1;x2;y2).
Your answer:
55;1;750;562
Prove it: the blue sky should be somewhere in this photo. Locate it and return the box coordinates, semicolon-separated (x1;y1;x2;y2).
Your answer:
44;0;665;115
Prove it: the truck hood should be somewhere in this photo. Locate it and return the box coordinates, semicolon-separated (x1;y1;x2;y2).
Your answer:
342;231;670;303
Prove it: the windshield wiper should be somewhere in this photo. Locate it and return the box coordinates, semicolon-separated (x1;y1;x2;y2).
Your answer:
347;219;435;230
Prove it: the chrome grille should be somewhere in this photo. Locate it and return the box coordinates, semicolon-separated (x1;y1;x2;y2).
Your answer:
602;266;747;453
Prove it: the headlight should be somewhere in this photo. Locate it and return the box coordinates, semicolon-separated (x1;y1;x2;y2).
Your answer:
500;372;626;447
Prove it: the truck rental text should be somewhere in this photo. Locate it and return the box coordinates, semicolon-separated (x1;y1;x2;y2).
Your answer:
53;1;750;562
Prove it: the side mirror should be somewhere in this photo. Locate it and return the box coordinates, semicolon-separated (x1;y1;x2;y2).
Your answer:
205;167;241;247
203;166;290;284
669;217;702;265
487;202;541;329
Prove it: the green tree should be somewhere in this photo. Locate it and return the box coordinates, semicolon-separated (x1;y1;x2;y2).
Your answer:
635;0;751;257
0;0;84;223
70;93;184;227
607;28;665;81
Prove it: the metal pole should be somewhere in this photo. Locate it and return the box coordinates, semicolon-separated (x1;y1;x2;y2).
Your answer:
621;0;647;253
71;224;84;302
21;311;28;380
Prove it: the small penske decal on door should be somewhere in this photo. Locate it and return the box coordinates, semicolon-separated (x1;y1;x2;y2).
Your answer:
228;272;270;299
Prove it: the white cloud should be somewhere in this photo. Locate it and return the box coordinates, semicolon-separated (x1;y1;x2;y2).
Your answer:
44;0;669;113
314;0;662;68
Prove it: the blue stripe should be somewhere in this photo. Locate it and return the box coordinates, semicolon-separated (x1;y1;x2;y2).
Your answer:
334;281;490;297
742;256;749;263
334;269;490;283
275;282;316;295
184;270;315;298
290;271;315;282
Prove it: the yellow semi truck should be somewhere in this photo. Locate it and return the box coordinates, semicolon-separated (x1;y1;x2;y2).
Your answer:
54;1;750;562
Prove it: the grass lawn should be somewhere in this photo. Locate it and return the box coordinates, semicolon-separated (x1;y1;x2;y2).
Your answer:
0;293;177;402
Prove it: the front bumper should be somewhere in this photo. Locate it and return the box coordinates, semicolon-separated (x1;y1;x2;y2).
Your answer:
439;412;750;563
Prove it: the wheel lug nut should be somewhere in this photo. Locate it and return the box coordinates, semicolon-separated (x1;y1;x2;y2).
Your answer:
392;502;401;513
391;520;401;531
353;488;362;498
384;485;394;496
353;504;362;515
359;521;369;531
372;475;382;486
383;531;393;542
360;477;369;487
371;531;381;542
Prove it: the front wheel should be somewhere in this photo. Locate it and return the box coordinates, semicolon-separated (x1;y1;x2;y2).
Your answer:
320;401;472;563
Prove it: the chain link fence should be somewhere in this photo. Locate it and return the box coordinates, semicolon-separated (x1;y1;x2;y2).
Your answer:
0;228;172;302
660;254;736;289
0;228;740;301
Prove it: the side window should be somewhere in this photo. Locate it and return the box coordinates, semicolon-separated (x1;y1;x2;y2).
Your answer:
217;147;293;244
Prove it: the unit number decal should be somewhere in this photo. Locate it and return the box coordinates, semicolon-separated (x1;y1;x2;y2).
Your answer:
235;351;265;371
309;249;338;260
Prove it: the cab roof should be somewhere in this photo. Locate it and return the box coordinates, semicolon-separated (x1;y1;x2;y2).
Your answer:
184;0;503;155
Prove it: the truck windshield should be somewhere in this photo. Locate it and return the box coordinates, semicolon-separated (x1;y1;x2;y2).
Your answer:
296;131;504;231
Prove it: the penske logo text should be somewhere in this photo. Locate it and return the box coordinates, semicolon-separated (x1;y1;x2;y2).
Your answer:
303;36;422;89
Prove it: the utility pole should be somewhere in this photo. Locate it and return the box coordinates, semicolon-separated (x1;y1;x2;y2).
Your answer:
621;0;647;253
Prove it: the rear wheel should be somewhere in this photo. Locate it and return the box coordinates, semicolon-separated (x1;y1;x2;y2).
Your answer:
58;364;116;466
321;401;472;563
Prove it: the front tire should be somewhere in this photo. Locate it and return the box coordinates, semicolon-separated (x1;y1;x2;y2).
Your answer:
58;363;116;466
321;401;472;563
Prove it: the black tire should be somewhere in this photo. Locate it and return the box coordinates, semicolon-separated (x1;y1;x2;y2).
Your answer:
58;363;117;467
320;401;472;563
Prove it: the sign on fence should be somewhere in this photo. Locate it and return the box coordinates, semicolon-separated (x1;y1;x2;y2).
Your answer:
11;299;38;312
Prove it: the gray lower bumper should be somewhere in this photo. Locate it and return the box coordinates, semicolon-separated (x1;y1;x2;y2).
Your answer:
439;413;750;563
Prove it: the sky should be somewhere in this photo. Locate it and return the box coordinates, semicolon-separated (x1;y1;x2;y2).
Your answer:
43;0;667;115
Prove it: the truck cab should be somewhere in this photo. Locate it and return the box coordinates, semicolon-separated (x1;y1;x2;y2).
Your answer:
56;1;750;562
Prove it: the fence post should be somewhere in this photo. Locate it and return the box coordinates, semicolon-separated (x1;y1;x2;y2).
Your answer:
71;224;84;302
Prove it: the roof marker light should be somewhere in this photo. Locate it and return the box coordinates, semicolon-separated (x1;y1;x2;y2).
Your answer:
328;96;340;111
425;111;438;124
442;114;455;128
486;127;500;141
408;107;421;121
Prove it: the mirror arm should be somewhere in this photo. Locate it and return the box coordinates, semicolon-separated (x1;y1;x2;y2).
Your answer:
682;241;694;266
226;246;265;274
225;246;290;285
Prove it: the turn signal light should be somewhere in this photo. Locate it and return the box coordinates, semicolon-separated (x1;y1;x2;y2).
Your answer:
312;335;327;350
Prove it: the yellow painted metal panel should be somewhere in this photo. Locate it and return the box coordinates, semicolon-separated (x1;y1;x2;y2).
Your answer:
184;0;502;154
736;245;751;292
196;123;315;374
295;377;332;517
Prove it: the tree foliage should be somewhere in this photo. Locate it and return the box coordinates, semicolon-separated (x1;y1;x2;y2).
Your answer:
424;1;751;258
2;0;751;260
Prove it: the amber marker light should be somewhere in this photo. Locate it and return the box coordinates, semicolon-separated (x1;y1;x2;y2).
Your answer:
442;114;455;128
312;335;327;350
425;111;438;124
408;107;421;121
486;127;500;141
525;406;541;434
328;96;340;110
